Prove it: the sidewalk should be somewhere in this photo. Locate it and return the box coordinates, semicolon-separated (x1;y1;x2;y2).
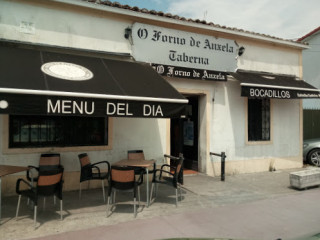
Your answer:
1;167;320;240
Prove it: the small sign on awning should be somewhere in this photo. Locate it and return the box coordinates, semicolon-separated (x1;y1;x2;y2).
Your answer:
229;70;320;99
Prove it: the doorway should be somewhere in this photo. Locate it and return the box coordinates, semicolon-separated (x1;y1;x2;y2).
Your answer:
170;95;199;171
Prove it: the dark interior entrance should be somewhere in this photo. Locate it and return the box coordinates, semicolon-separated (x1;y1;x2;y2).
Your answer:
170;95;199;171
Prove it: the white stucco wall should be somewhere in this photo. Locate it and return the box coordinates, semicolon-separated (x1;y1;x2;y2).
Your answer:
302;32;320;109
302;33;320;87
221;82;300;159
0;0;131;54
216;81;300;173
237;41;301;76
111;117;167;164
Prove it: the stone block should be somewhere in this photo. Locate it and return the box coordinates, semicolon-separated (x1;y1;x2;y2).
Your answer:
290;168;320;189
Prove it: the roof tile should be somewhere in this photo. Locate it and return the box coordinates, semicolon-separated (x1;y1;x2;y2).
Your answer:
83;0;305;45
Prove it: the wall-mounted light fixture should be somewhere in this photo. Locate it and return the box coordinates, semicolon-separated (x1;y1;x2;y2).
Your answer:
238;46;245;56
124;27;131;39
124;27;133;45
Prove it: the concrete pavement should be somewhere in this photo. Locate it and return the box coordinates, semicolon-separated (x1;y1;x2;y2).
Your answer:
1;167;320;240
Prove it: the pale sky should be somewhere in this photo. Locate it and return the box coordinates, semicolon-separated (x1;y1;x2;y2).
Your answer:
111;0;320;40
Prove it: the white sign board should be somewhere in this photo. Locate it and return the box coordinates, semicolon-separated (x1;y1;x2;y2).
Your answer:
132;23;238;72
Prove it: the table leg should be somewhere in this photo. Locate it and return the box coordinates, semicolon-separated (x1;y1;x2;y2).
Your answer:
146;168;149;207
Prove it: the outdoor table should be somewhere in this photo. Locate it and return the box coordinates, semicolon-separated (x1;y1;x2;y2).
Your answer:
113;159;156;207
0;165;30;224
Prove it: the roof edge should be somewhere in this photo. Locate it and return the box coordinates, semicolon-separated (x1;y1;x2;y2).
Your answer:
298;26;320;42
48;0;308;50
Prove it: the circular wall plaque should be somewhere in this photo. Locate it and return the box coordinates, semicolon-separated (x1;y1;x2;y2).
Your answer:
0;100;9;109
41;62;93;81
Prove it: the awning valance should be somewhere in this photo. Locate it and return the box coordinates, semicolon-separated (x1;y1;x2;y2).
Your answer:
229;70;320;99
0;44;187;118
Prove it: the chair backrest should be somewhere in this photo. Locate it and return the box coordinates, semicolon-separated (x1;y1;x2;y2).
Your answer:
110;166;136;191
78;153;93;181
128;150;145;160
38;153;61;171
78;153;91;167
37;167;64;199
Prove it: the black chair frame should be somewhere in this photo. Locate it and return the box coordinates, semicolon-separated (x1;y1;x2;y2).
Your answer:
78;153;111;202
106;166;143;218
16;167;64;228
150;154;184;207
26;153;61;183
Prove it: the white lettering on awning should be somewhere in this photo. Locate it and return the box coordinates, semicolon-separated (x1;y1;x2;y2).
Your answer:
47;99;94;115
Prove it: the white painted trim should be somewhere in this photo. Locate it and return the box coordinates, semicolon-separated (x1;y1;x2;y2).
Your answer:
0;88;188;104
240;83;320;92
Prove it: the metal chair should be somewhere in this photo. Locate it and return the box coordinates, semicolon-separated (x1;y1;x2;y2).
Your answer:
26;153;61;183
106;166;143;218
128;150;156;180
150;154;184;207
78;153;110;202
16;166;64;228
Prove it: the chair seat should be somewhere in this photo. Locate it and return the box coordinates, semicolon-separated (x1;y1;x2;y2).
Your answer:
19;189;36;201
133;167;144;175
19;188;61;202
153;177;179;188
29;176;39;182
134;167;155;176
159;176;174;183
91;172;109;180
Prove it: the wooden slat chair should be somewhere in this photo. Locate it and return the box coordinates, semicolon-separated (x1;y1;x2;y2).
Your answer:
26;153;61;206
128;150;156;180
26;153;61;183
16;166;64;228
106;166;143;218
150;154;184;207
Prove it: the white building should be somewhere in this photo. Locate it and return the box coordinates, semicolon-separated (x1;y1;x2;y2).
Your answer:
298;27;320;140
0;0;317;196
299;27;320;110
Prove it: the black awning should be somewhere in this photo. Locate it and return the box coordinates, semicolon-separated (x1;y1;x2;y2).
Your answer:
229;70;320;99
0;45;187;118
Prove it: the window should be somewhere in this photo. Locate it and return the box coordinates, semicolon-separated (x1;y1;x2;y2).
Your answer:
248;98;270;141
9;115;108;148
